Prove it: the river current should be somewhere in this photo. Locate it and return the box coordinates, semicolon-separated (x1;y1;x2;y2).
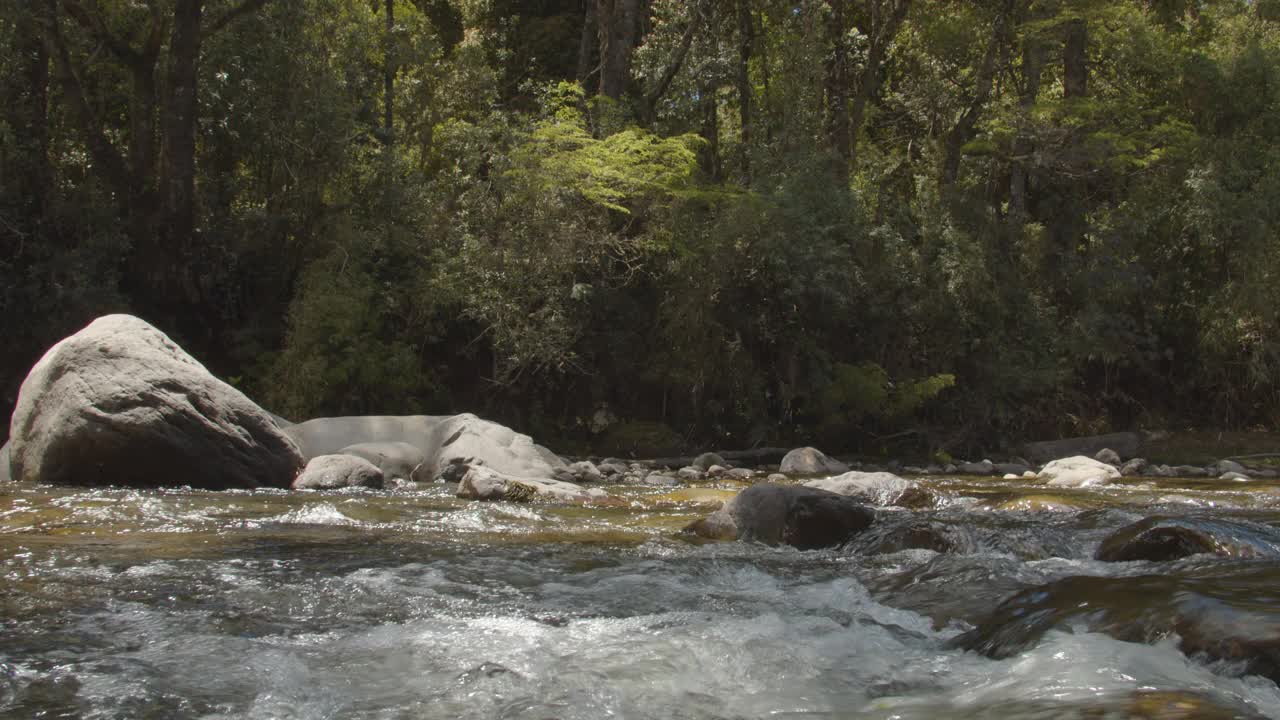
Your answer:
3;474;1280;719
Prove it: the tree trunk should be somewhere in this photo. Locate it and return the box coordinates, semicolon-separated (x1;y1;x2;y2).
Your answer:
736;0;753;181
596;0;640;100
384;0;395;142
577;0;598;88
160;0;203;258
824;0;851;173
1007;37;1044;245
847;0;911;169
699;82;721;180
941;4;1008;189
12;2;51;219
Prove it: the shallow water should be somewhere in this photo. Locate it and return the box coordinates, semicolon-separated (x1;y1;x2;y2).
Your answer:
3;475;1280;718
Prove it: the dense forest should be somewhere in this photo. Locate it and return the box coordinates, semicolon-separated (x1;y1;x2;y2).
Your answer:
1;0;1278;456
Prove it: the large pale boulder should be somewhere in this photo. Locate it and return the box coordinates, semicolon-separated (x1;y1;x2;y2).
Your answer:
283;413;565;480
1037;455;1120;488
292;454;384;490
778;447;849;475
684;483;875;549
804;471;916;507
337;441;426;482
9;315;303;489
0;441;10;483
457;465;606;503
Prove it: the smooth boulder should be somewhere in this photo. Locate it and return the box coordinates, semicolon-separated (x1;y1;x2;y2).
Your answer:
457;465;606;503
9;315;303;489
337;441;426;482
284;413;565;481
803;471;917;507
292;454;384;490
684;483;875;549
1037;455;1120;487
779;447;849;475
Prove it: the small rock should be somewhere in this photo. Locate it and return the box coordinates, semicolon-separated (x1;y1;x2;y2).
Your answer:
1220;471;1252;482
684;484;876;549
692;452;726;471
458;466;606;502
1037;456;1120;488
677;466;703;481
766;473;787;483
438;461;472;483
1119;457;1148;476
1170;465;1208;478
707;465;728;478
1214;459;1246;475
598;462;628;477
956;459;995;476
1095;448;1122;466
726;468;755;481
778;447;850;475
942;464;958;474
1002;473;1019;480
292;454;384;490
644;472;678;486
902;466;926;475
804;471;917;507
568;460;604;483
1021;470;1037;479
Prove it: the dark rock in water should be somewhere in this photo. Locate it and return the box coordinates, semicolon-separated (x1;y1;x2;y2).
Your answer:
438;460;472;483
779;447;849;475
850;518;978;555
9;314;304;489
948;564;1280;685
1096;516;1280;562
292;454;384;490
338;441;426;482
684;483;875;549
1119;457;1148;476
283;413;564;481
1022;432;1141;464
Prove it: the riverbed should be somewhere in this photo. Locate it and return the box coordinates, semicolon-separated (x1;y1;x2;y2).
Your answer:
3;474;1280;718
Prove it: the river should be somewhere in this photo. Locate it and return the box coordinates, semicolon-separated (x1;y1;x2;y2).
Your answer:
3;474;1280;718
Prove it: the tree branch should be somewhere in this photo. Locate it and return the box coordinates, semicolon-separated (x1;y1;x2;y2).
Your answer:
643;0;705;109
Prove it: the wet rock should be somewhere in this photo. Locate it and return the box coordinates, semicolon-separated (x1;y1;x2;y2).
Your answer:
706;464;728;478
1022;432;1141;464
284;412;565;482
554;460;604;484
1037;455;1119;487
726;468;755;481
676;466;703;481
457;465;606;503
691;452;726;471
1220;471;1252;482
643;472;678;486
851;518;977;555
766;473;788;484
438;460;472;483
892;485;940;509
9;314;303;489
948;567;1280;686
292;454;384;490
1095;516;1280;562
684;483;875;549
1170;464;1208;477
803;471;917;507
1095;447;1122;466
598;462;628;477
338;441;426;482
956;459;995;476
1214;459;1246;476
778;447;849;475
1120;457;1148;476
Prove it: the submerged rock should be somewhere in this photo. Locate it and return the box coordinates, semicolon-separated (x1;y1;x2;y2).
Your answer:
1095;515;1280;562
683;483;875;549
457;465;606;503
9;314;303;489
292;454;384;490
778;447;849;475
1036;455;1120;487
949;566;1280;686
850;518;978;555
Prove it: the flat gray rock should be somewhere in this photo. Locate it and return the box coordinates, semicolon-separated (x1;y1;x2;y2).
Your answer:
9;315;303;489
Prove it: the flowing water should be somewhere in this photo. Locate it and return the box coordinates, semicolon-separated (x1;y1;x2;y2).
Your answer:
4;474;1280;719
